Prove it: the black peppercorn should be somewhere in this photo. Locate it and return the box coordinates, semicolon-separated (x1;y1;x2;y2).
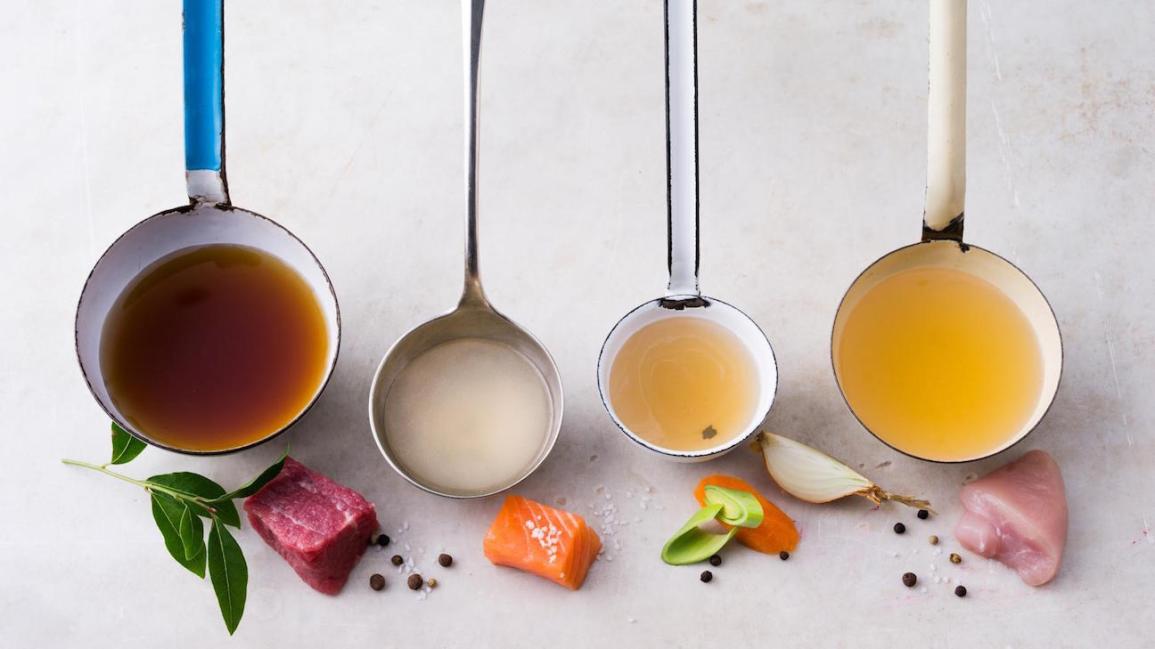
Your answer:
391;554;404;566
369;574;385;591
902;572;917;588
408;573;423;590
950;552;963;564
699;570;713;583
779;551;790;561
708;554;722;567
917;509;929;520
438;553;453;567
376;534;391;547
894;522;906;534
955;585;967;598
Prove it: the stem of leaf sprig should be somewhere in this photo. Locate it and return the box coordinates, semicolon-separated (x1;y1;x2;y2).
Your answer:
61;422;286;635
59;459;221;514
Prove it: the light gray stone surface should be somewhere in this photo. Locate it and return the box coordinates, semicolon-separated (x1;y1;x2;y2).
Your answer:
2;1;1152;646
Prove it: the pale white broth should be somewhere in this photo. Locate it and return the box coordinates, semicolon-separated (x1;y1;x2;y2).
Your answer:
383;338;553;494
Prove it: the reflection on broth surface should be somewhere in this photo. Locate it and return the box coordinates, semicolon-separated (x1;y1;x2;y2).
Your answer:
609;317;759;452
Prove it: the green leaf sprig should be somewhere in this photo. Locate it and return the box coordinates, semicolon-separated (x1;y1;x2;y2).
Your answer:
660;485;765;565
62;422;286;635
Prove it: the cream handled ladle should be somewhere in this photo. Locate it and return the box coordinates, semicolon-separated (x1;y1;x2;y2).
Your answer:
831;0;1063;462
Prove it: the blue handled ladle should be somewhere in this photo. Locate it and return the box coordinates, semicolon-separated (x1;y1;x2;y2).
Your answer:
75;0;340;455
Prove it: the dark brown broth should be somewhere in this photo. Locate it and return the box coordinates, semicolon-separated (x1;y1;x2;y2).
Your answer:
100;244;329;451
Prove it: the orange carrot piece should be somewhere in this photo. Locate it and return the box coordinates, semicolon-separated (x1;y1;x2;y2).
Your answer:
693;475;799;554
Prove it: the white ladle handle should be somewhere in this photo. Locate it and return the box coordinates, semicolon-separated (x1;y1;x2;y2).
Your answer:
924;0;967;240
665;0;700;297
460;0;489;308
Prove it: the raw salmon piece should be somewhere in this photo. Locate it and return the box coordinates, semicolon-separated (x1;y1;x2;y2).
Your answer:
483;495;601;590
954;450;1068;586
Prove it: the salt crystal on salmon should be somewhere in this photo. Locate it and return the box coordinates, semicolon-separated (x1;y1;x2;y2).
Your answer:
483;495;601;590
954;450;1068;586
244;457;379;595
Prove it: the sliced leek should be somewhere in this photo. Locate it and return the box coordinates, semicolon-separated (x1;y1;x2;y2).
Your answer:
661;486;765;565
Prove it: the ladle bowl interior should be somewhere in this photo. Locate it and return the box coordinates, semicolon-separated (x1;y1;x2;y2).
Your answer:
831;240;1062;462
75;203;341;454
596;296;778;461
367;306;564;498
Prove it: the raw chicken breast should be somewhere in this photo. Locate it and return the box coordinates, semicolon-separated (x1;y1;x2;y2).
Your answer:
954;450;1068;586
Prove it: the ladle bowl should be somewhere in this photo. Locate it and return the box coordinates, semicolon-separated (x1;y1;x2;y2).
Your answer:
832;240;1062;463
597;295;777;461
368;295;563;498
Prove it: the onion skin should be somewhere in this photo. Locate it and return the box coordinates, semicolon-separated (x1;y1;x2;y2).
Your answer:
757;432;932;511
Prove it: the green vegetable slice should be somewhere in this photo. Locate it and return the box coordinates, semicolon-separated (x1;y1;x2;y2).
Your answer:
660;486;768;565
704;485;764;528
660;503;736;566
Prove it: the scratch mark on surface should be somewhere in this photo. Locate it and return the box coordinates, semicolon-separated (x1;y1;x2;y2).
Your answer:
74;1;95;256
325;97;393;200
1103;334;1122;399
980;0;1017;207
978;0;1003;81
990;100;1020;208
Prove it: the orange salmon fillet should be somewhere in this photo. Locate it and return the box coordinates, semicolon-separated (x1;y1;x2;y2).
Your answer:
483;495;601;590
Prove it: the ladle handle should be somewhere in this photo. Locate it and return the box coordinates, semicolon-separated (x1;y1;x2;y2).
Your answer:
924;0;966;241
183;0;229;205
664;0;700;297
459;0;489;308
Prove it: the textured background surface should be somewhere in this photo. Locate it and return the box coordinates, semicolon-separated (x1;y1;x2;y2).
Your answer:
3;1;1153;647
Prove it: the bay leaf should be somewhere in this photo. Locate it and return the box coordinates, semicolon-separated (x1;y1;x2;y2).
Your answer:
109;422;146;465
151;493;206;578
148;472;240;527
178;503;206;561
207;520;248;635
210;452;287;502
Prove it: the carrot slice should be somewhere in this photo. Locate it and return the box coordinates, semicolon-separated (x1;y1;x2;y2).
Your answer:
693;475;799;554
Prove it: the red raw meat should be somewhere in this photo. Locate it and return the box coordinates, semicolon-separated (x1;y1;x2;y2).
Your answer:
954;450;1068;586
244;457;378;595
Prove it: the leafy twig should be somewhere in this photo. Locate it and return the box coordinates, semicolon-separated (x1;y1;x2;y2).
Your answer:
62;422;286;635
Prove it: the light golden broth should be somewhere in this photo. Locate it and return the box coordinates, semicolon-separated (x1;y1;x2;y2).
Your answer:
836;266;1043;461
609;317;759;452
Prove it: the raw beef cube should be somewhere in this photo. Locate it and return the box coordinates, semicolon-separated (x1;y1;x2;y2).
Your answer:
244;457;378;595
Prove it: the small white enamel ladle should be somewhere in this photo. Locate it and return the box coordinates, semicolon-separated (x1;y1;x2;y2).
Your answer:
596;0;778;462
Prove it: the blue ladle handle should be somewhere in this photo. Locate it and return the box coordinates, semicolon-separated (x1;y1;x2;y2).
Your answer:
183;0;228;203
